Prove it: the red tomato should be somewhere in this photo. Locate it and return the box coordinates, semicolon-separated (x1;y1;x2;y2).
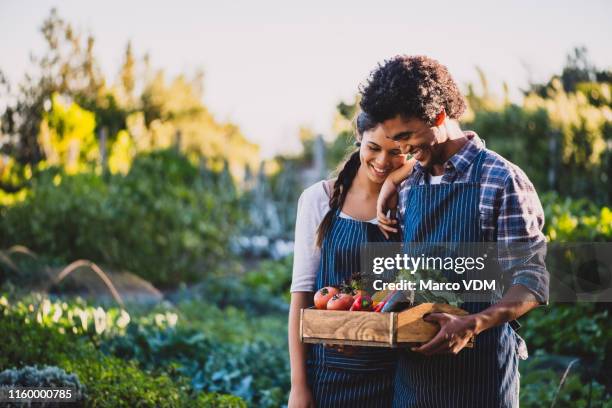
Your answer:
327;293;354;311
314;287;339;310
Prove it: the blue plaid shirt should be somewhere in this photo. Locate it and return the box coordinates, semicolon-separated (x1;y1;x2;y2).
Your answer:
398;131;549;304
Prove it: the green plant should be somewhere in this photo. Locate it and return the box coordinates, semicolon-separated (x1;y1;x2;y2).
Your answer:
0;148;246;287
520;304;610;362
100;323;290;407
520;351;611;408
242;255;293;302
0;307;246;407
195;392;247;407
542;192;612;241
0;365;85;405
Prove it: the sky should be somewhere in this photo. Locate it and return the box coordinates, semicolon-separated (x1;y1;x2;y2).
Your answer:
1;0;610;158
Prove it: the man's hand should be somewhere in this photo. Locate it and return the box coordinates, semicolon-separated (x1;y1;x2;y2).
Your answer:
377;178;399;239
411;313;476;356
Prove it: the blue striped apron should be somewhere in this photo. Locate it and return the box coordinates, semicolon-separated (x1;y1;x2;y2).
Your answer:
307;209;397;408
393;151;522;408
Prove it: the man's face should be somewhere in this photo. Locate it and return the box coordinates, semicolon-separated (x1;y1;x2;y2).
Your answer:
380;115;442;169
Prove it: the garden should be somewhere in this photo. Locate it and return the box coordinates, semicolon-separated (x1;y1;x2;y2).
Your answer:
0;9;611;408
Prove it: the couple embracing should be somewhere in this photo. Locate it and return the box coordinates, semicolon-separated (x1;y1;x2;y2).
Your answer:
288;55;549;408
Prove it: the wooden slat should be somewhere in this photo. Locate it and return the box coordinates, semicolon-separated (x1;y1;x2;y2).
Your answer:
301;308;392;344
300;304;475;348
299;308;304;343
390;313;397;346
301;338;395;348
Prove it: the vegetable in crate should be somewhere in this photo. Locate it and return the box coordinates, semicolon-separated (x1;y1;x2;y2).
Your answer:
381;290;413;312
349;294;373;311
314;286;339;310
372;290;400;312
327;293;354;310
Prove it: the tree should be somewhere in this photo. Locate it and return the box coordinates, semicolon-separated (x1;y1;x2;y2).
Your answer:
0;8;106;187
120;41;136;102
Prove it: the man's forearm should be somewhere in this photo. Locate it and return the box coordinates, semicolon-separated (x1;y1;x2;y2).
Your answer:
468;284;540;335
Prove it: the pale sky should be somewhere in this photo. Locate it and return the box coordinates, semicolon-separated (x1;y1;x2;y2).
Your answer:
1;0;610;157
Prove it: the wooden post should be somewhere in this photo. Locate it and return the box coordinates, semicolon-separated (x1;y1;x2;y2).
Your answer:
175;129;182;152
99;127;108;170
548;130;558;190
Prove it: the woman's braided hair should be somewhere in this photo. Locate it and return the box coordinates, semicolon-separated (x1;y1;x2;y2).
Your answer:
315;112;378;247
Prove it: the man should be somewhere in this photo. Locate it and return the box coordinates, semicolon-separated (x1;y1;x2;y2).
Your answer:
360;55;549;407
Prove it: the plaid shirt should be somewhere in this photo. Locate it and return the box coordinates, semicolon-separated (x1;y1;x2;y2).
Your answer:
398;131;549;304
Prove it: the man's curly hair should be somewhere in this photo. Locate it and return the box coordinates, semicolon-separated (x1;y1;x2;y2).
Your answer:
359;55;466;125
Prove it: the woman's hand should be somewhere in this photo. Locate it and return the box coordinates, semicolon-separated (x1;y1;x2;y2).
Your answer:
377;178;399;239
411;313;476;356
288;384;316;408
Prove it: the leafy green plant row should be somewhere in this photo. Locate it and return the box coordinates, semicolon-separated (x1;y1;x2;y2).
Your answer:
519;351;612;408
0;148;244;287
0;313;245;407
1;289;290;407
541;192;612;241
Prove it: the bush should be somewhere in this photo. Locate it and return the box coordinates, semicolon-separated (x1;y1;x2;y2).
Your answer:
520;304;610;361
242;255;293;303
541;192;612;241
0;365;85;405
1;293;284;407
0;310;246;407
195;392;247;407
0;149;245;287
520;351;611;408
101;323;290;407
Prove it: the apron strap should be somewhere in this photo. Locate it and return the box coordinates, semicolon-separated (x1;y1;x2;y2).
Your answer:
410;169;422;186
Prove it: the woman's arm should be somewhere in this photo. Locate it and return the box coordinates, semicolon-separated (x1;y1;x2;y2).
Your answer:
377;158;416;238
287;182;327;407
288;292;315;408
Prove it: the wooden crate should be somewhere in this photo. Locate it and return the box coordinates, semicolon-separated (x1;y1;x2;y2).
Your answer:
300;303;472;348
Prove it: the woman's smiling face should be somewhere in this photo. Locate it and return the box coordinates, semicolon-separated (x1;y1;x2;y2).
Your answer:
359;125;406;184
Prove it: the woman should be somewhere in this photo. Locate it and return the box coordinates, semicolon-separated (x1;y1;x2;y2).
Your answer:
288;112;412;408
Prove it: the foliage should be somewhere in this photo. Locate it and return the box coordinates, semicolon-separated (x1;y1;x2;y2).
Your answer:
0;300;246;407
464;104;553;191
169;301;286;346
0;8;259;192
0;148;244;287
0;9;105;170
527;46;612;100
101;324;289;407
520;304;610;362
172;269;290;317
241;255;293;302
465;49;612;204
519;351;611;408
1;295;129;338
0;256;294;407
195;392;247;407
0;365;85;404
39;93;99;174
541;192;612;241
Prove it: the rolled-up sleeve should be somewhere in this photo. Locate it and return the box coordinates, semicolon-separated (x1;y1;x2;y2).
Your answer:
290;184;327;292
497;170;549;304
